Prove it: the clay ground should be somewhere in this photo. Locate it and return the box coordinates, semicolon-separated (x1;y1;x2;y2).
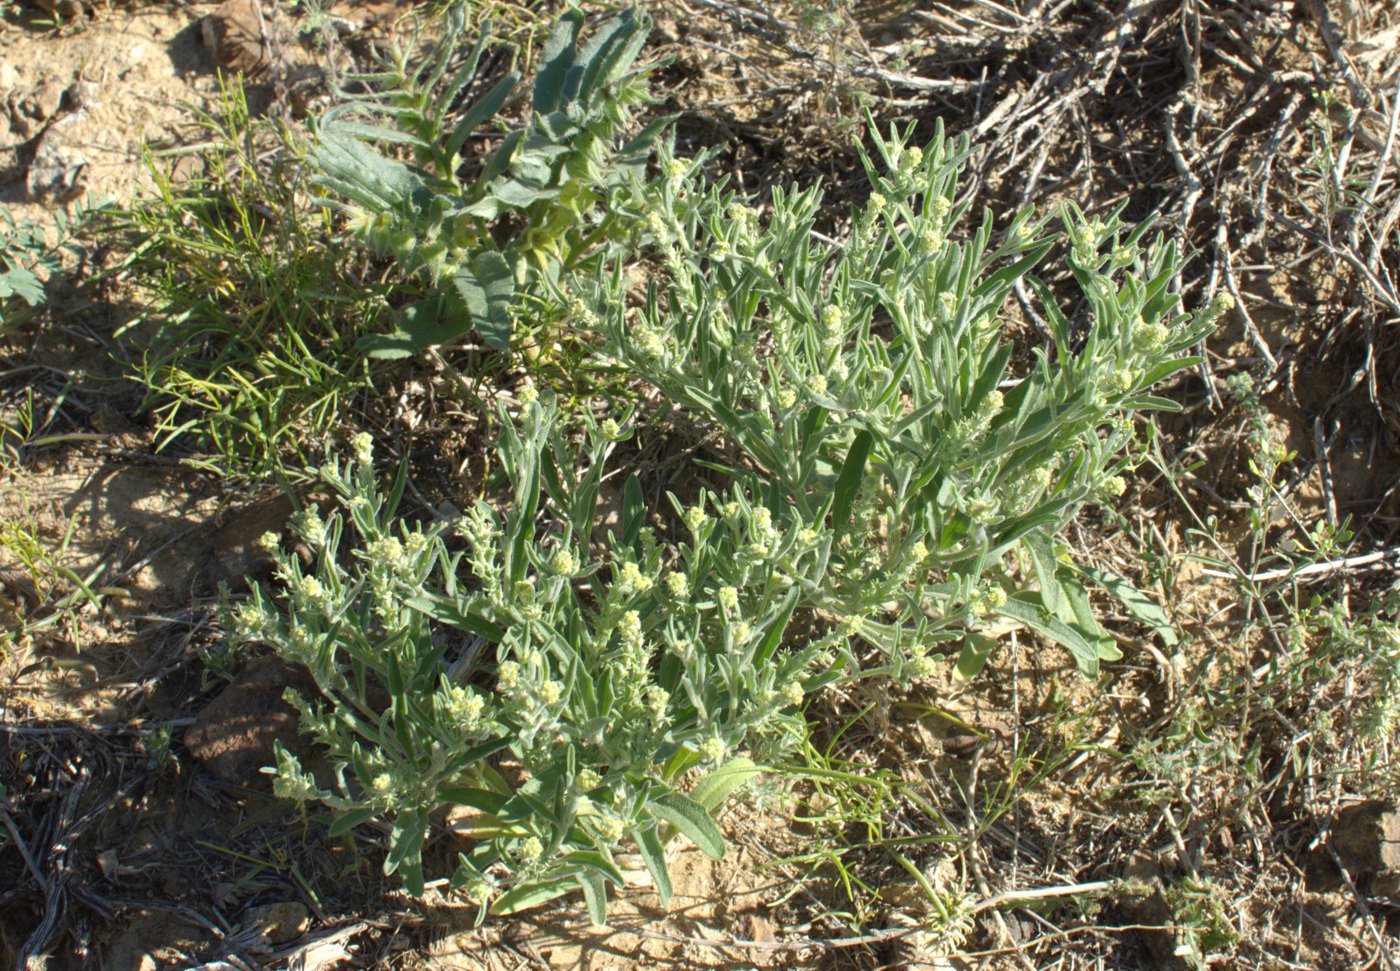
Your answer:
2;0;1400;969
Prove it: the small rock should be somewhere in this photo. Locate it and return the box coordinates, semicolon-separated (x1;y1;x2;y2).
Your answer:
25;138;87;204
20;80;67;123
202;0;282;78
205;493;294;593
737;913;777;967
1332;800;1400;875
243;901;309;946
90;403;140;436
1117;851;1191;971
184;656;314;788
30;0;84;19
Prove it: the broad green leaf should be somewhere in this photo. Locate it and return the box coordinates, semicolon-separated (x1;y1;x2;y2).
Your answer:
533;9;584;113
492;876;577;915
327;806;377;838
1023;534;1060;615
996;593;1100;676
454;251;516;350
753;589;799;667
385;809;427;887
447;73;520;159
691;758;759;812
578;870;608;926
650;792;725;859
439;786;509;815
955;631;999;680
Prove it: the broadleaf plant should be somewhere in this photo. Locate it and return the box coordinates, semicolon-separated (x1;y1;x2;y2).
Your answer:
595;119;1232;676
232;396;856;912
309;6;663;356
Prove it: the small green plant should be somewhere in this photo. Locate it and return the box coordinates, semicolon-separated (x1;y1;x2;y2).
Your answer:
0;510;114;651
310;6;663;356
596;121;1229;675
0;198;105;330
234;395;856;916
114;81;395;482
1166;876;1242;968
141;723;177;771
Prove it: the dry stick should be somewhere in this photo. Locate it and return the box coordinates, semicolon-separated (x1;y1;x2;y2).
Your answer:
1091;0;1160;94
1164;109;1203;286
1201;545;1400;582
0;804;50;896
1325;843;1400;971
1243;89;1306;251
1217;222;1279;370
1274;207;1400;316
611;880;1118;955
1354;76;1400;253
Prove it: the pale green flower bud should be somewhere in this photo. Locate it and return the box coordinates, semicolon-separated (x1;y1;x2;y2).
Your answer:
594;814;626;844
547;548;578;577
906;654;938;679
699;737;726;762
684;504;707;534
352;432;374;465
665;571;689;599
937;291;958;320
618;610;643;646
717;586;739;612
1104;368;1136;396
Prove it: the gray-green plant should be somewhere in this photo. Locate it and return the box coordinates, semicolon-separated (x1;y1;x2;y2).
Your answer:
595;120;1231;676
234;395;856;917
310;6;663;356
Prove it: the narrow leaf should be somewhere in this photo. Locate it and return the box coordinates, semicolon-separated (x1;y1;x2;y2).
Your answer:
636;826;674;904
831;430;873;534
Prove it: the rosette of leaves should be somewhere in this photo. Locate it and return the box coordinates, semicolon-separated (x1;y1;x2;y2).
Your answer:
597;120;1230;677
231;396;843;917
309;6;664;356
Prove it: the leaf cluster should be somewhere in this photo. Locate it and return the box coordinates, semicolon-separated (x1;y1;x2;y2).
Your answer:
597;121;1223;675
311;6;661;356
237;398;855;915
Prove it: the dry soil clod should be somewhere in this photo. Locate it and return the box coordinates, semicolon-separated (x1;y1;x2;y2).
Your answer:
183;655;314;788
